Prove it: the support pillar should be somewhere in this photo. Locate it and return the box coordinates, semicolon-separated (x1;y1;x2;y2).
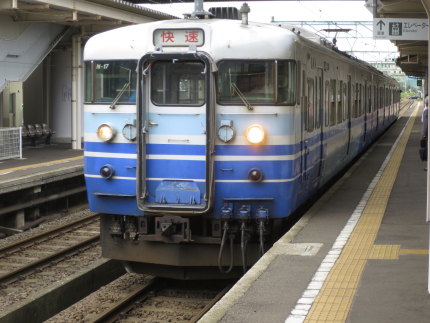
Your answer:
71;33;83;150
13;210;25;228
420;0;430;294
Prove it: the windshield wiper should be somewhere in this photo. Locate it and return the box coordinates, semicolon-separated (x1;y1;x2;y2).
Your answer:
230;83;254;111
110;67;132;109
109;81;130;109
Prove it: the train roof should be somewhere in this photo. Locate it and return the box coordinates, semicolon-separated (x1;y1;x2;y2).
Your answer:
84;18;298;61
83;17;398;85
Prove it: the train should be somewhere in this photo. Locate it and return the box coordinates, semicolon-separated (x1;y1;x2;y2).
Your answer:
83;2;400;279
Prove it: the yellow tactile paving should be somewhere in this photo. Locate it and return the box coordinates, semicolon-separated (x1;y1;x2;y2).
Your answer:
304;105;419;323
0;156;83;175
369;245;401;259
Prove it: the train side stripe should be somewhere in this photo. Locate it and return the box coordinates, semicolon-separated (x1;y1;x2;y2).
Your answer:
85;151;137;159
215;155;298;161
84;152;299;162
84;141;137;153
85;174;136;180
83;175;300;183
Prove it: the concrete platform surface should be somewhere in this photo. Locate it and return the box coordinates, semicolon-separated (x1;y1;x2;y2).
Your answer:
200;103;430;323
0;145;83;194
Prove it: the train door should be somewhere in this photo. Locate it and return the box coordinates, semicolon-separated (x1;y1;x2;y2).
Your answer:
316;71;324;180
300;69;309;188
136;53;214;213
363;82;368;143
375;84;379;131
302;68;323;189
346;75;352;155
301;67;318;192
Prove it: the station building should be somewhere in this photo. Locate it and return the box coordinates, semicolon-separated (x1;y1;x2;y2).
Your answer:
0;0;174;150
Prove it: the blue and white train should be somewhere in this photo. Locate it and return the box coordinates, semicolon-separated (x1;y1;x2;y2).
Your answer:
83;4;400;279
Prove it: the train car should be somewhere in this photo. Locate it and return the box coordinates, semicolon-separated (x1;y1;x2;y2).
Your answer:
83;3;400;279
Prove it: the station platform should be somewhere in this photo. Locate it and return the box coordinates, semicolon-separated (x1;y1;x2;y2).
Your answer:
0;144;83;195
201;101;430;323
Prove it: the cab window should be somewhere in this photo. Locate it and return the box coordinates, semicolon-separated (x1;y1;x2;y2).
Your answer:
85;60;137;103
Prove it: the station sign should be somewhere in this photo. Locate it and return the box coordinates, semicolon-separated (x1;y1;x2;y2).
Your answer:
373;18;428;40
153;29;204;47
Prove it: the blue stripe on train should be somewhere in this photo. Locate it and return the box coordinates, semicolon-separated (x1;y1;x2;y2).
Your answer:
147;144;205;155
85;176;137;196
86;174;303;219
84;151;302;180
87;194;144;216
147;159;206;179
85;142;137;154
215;160;296;180
215;144;298;155
213;180;298;219
84;156;136;177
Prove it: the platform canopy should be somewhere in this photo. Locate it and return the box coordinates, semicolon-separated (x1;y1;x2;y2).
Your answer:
0;0;176;91
0;0;176;28
366;0;427;78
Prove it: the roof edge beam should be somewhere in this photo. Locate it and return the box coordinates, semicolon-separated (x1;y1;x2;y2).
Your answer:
30;0;157;24
0;0;50;11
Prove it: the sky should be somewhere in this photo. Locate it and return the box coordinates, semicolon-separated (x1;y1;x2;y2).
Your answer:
142;1;398;62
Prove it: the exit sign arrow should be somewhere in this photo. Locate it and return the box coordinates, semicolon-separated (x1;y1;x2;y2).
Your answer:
377;20;386;30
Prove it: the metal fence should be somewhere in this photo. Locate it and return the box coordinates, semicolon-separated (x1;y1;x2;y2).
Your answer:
0;127;22;161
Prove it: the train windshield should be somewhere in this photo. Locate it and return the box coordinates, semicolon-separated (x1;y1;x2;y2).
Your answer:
151;61;205;106
85;60;137;103
217;60;296;105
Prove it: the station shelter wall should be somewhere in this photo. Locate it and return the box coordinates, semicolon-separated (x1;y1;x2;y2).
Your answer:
1;82;23;127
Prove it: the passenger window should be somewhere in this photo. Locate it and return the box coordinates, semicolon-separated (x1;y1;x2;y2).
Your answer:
278;61;297;104
324;81;330;127
368;86;372;113
315;76;321;129
337;81;343;123
353;84;359;118
329;80;336;126
307;78;314;132
358;84;363;116
342;83;347;121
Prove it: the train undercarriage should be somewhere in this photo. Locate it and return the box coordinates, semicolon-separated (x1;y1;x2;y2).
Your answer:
100;212;284;279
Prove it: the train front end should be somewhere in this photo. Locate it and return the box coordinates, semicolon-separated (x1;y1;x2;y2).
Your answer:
85;18;298;279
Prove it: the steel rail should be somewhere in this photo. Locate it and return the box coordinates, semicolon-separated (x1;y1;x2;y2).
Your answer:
191;283;234;323
0;213;99;255
92;276;160;323
0;235;100;284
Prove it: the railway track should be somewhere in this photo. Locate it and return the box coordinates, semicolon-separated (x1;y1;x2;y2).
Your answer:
0;213;100;285
0;213;121;322
47;274;234;323
400;99;415;114
0;211;233;322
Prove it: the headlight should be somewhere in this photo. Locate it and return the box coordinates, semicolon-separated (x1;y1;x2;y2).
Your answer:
97;124;116;142
246;124;265;144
